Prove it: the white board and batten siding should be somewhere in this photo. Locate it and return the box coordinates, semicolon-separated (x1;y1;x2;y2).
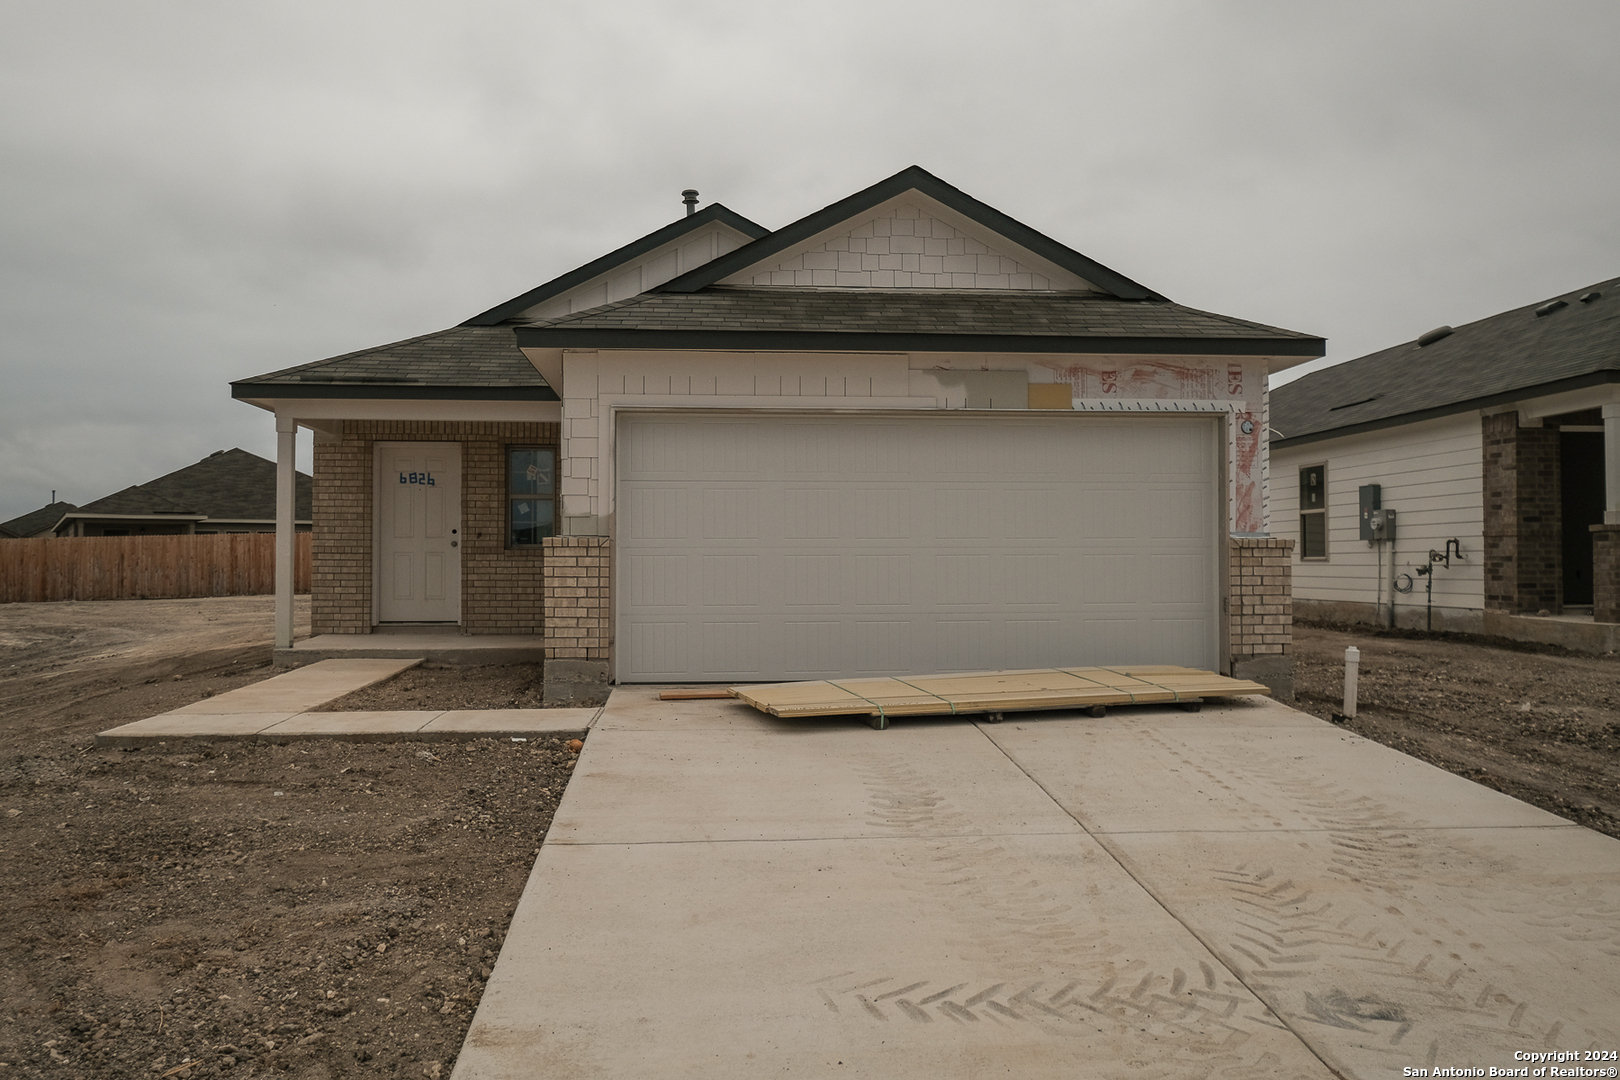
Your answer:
615;412;1223;683
1271;413;1484;611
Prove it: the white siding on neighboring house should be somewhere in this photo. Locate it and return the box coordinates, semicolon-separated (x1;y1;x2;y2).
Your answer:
1272;413;1484;624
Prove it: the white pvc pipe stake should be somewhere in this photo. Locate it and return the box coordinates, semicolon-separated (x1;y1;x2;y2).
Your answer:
1342;646;1361;720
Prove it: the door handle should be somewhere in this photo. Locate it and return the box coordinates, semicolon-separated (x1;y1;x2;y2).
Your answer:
451;540;458;548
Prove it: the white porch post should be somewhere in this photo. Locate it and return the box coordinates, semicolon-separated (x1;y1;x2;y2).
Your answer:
275;414;297;649
1605;403;1620;525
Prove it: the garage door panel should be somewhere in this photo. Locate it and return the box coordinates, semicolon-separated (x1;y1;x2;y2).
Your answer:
851;489;909;539
697;422;764;475
700;555;759;606
620;486;688;540
1004;554;1062;605
854;554;911;605
782;554;842;606
784;488;839;539
617;413;1218;681
623;554;688;607
701;622;762;677
626;622;689;677
700;489;762;539
852;620;912;673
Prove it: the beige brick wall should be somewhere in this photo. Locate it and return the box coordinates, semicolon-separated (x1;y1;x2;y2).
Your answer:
1229;537;1294;659
541;535;611;661
311;420;559;635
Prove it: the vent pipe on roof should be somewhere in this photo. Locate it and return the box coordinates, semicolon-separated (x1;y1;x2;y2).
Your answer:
1416;325;1453;347
1580;291;1602;304
1535;299;1568;317
681;189;699;216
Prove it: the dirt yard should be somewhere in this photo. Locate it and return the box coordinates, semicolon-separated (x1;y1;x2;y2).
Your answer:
1291;622;1620;839
0;598;576;1079
2;599;1618;1078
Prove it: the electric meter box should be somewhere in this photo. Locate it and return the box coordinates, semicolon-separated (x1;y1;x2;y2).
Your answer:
1359;485;1382;541
1369;508;1396;540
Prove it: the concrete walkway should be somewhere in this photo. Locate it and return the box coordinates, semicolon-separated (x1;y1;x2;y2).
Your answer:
95;659;598;746
453;687;1620;1079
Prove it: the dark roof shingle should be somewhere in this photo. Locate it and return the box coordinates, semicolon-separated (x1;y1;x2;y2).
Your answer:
514;287;1322;355
1271;277;1620;445
233;326;556;399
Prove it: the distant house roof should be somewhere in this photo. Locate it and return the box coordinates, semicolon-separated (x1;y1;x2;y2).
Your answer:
1271;276;1620;447
514;286;1322;356
135;448;312;522
53;449;312;532
0;501;78;538
232;326;556;401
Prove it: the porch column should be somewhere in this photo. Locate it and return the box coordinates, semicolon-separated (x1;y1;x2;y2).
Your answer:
275;414;297;650
1605;403;1620;525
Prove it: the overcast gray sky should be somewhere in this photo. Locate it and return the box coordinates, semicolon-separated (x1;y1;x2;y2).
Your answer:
3;0;1617;524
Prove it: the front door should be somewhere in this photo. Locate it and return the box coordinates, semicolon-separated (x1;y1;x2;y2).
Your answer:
376;442;461;623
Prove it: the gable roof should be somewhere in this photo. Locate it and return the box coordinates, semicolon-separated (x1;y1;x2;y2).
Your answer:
135;448;313;521
1271;276;1620;447
463;203;768;326
56;450;313;529
233;325;557;401
0;501;79;538
513;287;1323;356
656;166;1164;300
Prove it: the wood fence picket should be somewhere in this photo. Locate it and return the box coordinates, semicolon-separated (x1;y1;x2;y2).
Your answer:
0;534;312;603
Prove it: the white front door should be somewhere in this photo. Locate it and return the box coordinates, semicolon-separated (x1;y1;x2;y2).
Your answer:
376;442;461;623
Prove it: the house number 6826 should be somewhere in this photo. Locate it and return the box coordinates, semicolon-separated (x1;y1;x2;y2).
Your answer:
399;472;436;486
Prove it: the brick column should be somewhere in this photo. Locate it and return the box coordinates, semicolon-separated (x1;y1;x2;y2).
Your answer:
1229;536;1294;699
1482;412;1563;614
311;433;372;634
541;535;611;702
1594;525;1620;624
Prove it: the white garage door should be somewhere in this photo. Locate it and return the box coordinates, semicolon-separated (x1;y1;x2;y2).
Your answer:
616;412;1220;682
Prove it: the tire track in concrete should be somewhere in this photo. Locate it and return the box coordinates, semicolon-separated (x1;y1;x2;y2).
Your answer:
814;753;1324;1078
1163;729;1620;1072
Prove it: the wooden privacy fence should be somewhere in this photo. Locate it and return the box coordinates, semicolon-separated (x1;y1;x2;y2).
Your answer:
1;534;312;603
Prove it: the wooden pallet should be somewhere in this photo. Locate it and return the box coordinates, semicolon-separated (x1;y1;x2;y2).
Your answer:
729;666;1270;728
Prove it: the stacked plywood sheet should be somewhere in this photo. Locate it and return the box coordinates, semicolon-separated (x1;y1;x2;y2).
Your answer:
730;666;1270;727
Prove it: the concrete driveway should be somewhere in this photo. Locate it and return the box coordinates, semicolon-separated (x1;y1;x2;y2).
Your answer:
452;688;1620;1079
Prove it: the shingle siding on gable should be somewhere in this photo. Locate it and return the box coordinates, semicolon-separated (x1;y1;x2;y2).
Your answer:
732;204;1088;291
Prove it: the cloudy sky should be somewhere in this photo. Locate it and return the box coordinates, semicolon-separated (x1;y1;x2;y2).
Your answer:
2;0;1616;524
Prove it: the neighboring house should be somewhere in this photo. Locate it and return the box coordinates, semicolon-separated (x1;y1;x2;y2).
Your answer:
0;501;79;538
29;449;313;537
233;166;1323;690
1270;277;1619;648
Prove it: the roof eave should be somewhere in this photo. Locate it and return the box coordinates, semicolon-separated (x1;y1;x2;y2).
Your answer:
513;326;1324;357
230;382;559;403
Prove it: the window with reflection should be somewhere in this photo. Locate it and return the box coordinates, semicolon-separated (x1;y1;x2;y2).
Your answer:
509;447;556;547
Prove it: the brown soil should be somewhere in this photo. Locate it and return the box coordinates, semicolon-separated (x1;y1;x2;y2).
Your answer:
309;665;550;713
1291;622;1620;840
4;599;1618;1077
0;598;581;1079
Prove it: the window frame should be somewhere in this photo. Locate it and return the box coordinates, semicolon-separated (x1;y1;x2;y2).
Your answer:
1298;462;1328;560
506;444;558;549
